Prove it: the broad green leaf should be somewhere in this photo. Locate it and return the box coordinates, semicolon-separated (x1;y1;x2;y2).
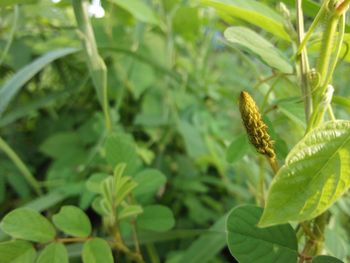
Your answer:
179;216;226;263
259;121;350;227
105;134;141;175
224;27;293;73
86;173;109;193
226;134;250;163
0;240;36;263
227;205;298;263
137;205;175;232
133;169;166;197
109;0;159;25
37;243;68;263
0;208;55;243
118;205;143;220
82;238;113;263
52;206;91;238
39;132;81;159
0;48;79;117
129;61;155;99
312;255;344;263
201;0;290;41
0;0;38;6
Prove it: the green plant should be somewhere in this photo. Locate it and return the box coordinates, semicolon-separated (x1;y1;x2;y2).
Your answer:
1;0;350;262
213;0;350;262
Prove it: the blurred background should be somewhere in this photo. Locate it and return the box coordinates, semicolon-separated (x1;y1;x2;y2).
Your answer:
1;0;350;262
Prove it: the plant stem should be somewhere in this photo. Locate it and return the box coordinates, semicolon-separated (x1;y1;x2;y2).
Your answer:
56;237;91;243
146;243;161;263
267;157;279;174
315;15;339;100
307;8;340;131
295;0;312;121
110;225;144;263
72;0;112;132
0;137;42;195
257;156;265;206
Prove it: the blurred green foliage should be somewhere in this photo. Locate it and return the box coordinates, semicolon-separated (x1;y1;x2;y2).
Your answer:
1;0;350;262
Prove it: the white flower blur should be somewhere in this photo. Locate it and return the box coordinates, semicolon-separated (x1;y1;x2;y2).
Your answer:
88;0;105;18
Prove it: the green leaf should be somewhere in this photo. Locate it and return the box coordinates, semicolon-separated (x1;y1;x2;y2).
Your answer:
129;61;155;99
179;216;226;263
259;121;350;227
173;7;200;41
227;205;298;263
0;0;38;7
37;243;68;263
278;100;306;129
82;238;113;263
39;132;81;159
109;0;159;25
324;228;347;260
105;134;141;175
118;205;143;220
0;208;55;243
86;173;109;194
137;205;175;232
177;120;208;158
312;255;344;263
133;169;166;197
201;0;290;41
0;48;79;117
226;134;250;163
224;27;293;73
0;240;36;263
52;206;91;238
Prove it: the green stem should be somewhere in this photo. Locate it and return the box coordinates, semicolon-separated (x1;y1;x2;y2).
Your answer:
307;9;340;132
72;0;112;132
0;137;42;195
315;15;339;98
326;13;346;86
296;1;328;56
146;243;160;263
295;0;312;121
257;156;265;207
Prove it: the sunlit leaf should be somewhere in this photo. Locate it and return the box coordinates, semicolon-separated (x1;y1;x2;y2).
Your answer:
137;205;175;232
0;240;36;263
37;243;68;263
224;27;293;73
260;121;350;227
52;206;91;238
82;238;113;263
0;208;55;243
201;0;290;41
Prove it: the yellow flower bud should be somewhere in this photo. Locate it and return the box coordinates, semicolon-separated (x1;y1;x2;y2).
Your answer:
239;91;276;159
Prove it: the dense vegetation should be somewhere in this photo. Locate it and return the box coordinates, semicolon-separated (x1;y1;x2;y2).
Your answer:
1;0;350;262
